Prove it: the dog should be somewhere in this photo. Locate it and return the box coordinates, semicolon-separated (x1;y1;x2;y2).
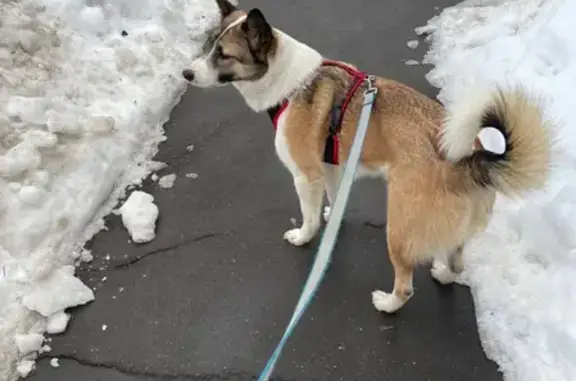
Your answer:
182;0;551;314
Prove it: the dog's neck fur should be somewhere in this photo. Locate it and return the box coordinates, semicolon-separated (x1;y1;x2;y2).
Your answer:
232;29;323;112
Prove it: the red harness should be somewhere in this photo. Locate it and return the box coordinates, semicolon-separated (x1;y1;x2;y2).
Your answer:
266;60;369;165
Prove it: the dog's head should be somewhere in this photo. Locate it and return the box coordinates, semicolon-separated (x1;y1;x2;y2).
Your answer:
182;0;276;88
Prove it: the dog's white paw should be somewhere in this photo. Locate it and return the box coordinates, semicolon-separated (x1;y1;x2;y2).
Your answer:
431;260;457;285
283;228;311;246
371;290;405;314
323;206;331;222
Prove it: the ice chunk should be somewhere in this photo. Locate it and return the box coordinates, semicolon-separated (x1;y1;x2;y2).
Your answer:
407;39;419;49
16;360;35;378
16;334;44;355
158;173;176;188
119;191;159;243
22;266;95;317
46;312;70;334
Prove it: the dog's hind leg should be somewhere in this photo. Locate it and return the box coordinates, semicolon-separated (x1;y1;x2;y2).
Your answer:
372;233;415;314
372;178;419;313
322;163;342;222
284;175;325;246
372;212;416;313
431;246;463;285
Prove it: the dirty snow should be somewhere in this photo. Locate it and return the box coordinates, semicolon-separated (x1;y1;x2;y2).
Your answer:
0;0;220;379
119;190;159;243
418;0;576;380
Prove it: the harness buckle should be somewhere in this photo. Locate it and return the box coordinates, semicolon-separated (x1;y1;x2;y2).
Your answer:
364;75;378;95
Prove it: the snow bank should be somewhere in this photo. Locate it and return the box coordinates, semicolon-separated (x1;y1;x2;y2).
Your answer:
0;0;220;379
418;0;576;380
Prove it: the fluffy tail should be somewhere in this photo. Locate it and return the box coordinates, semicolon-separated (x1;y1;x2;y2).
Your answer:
440;86;552;196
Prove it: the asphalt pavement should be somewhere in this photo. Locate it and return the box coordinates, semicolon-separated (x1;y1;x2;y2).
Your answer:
30;0;505;380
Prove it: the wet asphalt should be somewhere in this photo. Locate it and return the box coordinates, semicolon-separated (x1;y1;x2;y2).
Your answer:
29;0;504;380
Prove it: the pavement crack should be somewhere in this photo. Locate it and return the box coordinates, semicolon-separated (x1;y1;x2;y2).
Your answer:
53;354;294;381
79;232;232;273
113;232;231;270
364;221;386;230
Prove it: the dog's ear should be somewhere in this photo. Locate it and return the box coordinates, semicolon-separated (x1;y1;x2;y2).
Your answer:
215;0;236;17
242;8;273;56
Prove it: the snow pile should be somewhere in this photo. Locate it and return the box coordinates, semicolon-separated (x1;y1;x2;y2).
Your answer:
418;0;576;380
0;0;220;379
119;190;159;243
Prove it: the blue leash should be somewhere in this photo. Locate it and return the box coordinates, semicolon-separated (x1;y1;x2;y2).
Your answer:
257;76;378;381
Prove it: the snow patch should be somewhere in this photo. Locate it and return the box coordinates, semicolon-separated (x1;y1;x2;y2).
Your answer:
119;190;159;243
0;0;220;379
419;0;576;380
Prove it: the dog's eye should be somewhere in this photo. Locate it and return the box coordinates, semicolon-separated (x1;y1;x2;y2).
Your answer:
216;45;234;60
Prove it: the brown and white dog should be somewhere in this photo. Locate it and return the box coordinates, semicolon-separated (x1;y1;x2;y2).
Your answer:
182;0;552;313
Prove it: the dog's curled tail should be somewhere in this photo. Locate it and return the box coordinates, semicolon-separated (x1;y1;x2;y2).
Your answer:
440;86;552;196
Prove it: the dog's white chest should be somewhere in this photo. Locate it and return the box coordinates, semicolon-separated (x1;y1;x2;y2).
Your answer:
273;103;301;176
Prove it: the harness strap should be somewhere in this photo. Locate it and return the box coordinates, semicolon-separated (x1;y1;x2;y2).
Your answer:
267;60;370;165
321;60;368;165
267;101;289;130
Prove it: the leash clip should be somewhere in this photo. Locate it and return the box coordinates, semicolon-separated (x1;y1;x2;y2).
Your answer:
364;75;378;95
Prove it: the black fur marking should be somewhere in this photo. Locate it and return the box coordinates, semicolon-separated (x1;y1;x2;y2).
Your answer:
215;0;236;17
218;73;236;83
267;104;280;120
458;106;511;188
244;9;273;57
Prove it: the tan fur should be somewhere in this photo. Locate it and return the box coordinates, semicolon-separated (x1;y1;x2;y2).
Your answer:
185;0;553;313
283;64;551;308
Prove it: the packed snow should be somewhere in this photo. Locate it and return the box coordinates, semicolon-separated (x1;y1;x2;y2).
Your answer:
0;0;221;379
418;0;576;380
119;190;159;243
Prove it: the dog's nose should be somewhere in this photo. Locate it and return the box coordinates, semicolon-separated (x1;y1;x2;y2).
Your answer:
182;69;195;82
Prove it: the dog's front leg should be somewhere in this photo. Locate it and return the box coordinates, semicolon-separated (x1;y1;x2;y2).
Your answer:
284;176;324;246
